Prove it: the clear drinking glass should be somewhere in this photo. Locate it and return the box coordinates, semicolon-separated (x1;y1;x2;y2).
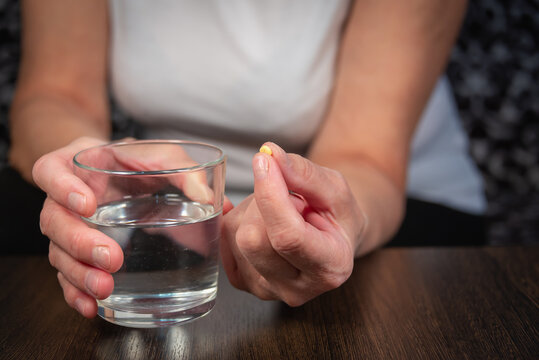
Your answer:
73;140;226;328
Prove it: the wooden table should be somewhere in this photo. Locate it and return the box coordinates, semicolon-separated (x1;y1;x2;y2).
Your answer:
1;247;537;359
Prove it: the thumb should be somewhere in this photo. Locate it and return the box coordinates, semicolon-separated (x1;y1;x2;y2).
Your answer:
252;151;305;241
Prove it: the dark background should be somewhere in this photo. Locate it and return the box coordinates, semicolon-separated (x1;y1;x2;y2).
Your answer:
1;0;538;245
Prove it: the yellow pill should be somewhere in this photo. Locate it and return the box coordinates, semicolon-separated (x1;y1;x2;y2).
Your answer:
259;145;273;156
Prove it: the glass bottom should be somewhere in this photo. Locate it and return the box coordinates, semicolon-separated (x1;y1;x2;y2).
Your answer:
97;298;216;328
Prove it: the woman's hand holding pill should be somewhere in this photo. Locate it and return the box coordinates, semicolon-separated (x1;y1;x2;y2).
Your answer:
221;142;367;306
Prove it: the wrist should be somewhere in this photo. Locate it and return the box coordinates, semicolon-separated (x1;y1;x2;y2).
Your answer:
353;194;405;257
328;161;406;257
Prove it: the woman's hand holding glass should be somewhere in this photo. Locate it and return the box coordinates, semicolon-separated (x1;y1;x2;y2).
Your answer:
33;137;123;317
34;137;232;317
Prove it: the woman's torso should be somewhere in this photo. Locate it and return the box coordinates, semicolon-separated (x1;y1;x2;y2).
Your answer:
108;0;486;213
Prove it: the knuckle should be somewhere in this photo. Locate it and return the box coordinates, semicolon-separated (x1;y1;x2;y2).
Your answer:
321;273;348;291
319;264;353;291
64;291;77;309
253;285;276;301
293;155;316;183
256;292;275;301
48;243;57;268
255;187;274;208
270;225;303;255
51;173;73;194
31;155;48;186
281;293;307;307
39;207;52;236
60;281;78;307
236;224;263;254
67;262;85;290
68;228;86;259
40;200;65;240
248;276;277;302
228;275;241;290
228;271;247;291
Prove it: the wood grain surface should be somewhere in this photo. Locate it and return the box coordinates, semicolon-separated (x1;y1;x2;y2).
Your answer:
1;247;537;359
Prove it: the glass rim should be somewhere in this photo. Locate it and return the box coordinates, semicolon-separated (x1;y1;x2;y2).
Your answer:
73;139;225;175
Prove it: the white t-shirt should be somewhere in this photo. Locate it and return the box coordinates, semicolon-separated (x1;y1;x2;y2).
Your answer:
108;0;486;214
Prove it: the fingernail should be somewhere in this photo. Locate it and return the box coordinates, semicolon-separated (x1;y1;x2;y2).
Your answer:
74;298;86;315
93;246;110;270
68;192;86;213
254;155;269;180
184;178;214;204
85;272;100;297
194;182;214;204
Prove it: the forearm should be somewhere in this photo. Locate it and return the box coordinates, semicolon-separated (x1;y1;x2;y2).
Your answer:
9;93;110;183
10;0;110;183
307;0;467;256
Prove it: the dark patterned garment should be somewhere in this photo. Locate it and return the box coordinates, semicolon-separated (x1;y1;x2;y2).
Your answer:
0;0;537;244
447;0;539;244
0;0;20;165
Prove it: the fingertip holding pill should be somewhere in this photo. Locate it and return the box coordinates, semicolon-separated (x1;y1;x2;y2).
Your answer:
259;145;273;156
